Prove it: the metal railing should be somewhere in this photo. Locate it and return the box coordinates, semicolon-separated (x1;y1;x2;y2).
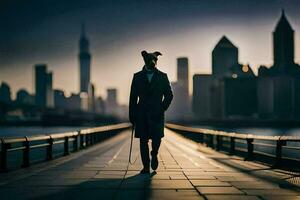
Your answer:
165;123;300;167
0;123;131;172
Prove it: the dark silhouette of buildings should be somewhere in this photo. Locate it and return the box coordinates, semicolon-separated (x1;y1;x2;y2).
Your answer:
193;35;256;119
193;10;300;121
257;10;300;119
54;89;66;108
0;82;11;104
212;36;239;78
16;89;34;105
35;64;53;108
273;10;295;70
79;24;91;93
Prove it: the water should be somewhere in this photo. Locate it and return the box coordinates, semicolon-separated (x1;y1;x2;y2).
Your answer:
194;126;300;137
0;126;91;137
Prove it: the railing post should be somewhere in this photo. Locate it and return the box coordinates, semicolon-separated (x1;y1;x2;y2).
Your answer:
199;133;204;143
91;133;95;145
86;134;90;147
1;139;8;171
216;135;222;151
73;133;79;151
246;138;254;160
80;132;84;149
46;137;53;160
22;137;30;168
209;135;214;148
230;137;235;155
275;139;286;166
64;136;69;156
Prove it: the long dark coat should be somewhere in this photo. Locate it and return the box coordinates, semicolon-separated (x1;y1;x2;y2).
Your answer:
129;66;173;140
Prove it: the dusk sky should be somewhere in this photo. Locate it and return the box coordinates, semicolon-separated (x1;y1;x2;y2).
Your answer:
1;0;300;105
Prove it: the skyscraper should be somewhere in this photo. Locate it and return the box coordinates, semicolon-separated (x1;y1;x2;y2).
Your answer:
88;83;95;112
79;24;91;93
212;36;238;78
167;57;191;120
0;82;11;104
273;10;294;70
35;64;53;107
105;88;118;116
177;57;189;91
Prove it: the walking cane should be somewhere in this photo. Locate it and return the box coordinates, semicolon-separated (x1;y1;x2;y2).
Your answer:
128;124;135;164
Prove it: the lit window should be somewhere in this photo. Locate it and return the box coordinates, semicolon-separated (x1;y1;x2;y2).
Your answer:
242;64;249;73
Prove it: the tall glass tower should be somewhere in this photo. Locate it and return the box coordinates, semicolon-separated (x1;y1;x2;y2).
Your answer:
79;24;91;93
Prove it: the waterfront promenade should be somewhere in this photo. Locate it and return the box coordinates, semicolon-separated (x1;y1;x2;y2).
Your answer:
0;128;299;200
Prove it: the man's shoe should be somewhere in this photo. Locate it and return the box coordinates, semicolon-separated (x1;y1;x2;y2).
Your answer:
151;155;158;170
140;168;150;174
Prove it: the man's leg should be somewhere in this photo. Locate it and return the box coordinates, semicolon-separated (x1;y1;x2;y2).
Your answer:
140;138;150;173
151;138;161;170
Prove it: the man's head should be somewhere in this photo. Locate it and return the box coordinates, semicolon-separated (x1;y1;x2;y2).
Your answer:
141;50;162;70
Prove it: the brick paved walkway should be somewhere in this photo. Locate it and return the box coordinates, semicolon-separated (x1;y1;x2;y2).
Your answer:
0;129;299;200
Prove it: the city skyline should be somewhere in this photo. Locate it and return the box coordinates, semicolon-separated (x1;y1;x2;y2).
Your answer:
1;1;300;105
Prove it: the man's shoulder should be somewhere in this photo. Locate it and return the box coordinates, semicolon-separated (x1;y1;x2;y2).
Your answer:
133;67;167;77
156;68;168;78
133;70;143;78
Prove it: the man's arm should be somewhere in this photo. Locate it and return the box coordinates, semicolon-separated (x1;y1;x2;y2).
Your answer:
161;73;173;111
129;74;138;124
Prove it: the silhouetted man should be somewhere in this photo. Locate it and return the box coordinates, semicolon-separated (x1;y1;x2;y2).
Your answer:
129;50;173;174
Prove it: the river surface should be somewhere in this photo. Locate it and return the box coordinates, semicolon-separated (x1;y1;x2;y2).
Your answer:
0;126;91;137
193;126;300;137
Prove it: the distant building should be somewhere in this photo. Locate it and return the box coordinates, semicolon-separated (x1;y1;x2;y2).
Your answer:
105;88;118;116
88;83;95;112
46;72;54;107
223;77;257;118
80;92;89;111
193;35;256;120
273;10;295;70
0;82;11;104
212;36;238;78
257;10;300;119
95;96;105;114
66;93;81;111
35;64;53;107
54;89;66;108
167;57;191;120
79;24;91;93
192;75;214;119
16;89;34;105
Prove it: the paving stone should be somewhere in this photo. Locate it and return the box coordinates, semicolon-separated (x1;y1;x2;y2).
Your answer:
115;189;145;199
149;180;194;189
230;181;279;189
243;189;299;195
191;180;231;187
146;189;205;200
170;175;187;180
197;187;244;194
187;175;216;180
205;195;260;200
260;195;300;200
